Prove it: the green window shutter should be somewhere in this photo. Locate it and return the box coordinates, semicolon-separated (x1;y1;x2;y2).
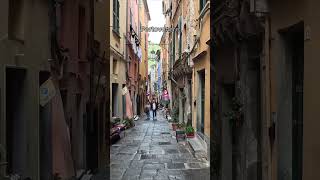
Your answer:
200;0;207;12
113;0;120;33
113;0;116;31
116;0;119;32
178;16;182;60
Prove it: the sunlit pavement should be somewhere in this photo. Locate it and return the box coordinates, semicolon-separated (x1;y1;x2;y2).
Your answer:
110;110;210;180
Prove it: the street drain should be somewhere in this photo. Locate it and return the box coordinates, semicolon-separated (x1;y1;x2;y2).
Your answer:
137;150;148;154
166;163;185;170
161;132;170;134
166;149;178;154
159;142;171;145
140;154;157;159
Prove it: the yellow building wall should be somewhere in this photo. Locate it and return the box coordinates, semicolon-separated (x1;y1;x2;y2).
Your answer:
192;1;210;137
139;1;148;80
110;0;126;118
268;1;320;179
192;51;210;137
110;0;125;55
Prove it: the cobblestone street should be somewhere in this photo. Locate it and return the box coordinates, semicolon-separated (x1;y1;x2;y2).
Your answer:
110;110;210;180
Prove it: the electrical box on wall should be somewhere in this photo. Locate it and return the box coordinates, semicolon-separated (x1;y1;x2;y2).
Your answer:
305;25;311;41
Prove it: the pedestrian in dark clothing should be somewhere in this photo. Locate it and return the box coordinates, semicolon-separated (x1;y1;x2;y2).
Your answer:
152;99;157;119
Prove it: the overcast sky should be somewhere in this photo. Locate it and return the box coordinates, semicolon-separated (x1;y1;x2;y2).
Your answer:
147;0;165;44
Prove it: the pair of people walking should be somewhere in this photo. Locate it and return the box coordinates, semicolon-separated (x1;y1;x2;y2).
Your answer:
145;99;158;120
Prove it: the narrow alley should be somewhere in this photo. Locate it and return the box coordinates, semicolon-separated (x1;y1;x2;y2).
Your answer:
110;110;210;180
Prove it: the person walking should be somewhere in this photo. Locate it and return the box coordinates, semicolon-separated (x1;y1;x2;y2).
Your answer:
145;102;150;120
152;99;157;120
148;100;153;120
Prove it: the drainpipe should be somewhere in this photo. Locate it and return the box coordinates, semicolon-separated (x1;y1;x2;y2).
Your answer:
263;15;272;180
126;0;129;81
88;0;95;170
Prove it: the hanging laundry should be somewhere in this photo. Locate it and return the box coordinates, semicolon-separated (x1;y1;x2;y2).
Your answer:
123;86;133;119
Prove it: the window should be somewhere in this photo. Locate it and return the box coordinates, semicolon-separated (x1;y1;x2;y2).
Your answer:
175;24;179;61
162;1;165;14
139;22;142;38
135;64;137;79
113;0;120;34
178;16;182;60
8;0;25;41
130;9;133;27
145;33;147;50
172;29;176;63
113;58;118;74
200;0;207;12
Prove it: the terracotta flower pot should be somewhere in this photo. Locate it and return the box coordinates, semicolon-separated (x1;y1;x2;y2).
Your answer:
186;132;195;138
172;123;177;131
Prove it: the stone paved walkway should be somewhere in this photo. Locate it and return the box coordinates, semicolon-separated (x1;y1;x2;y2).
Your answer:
110;110;210;180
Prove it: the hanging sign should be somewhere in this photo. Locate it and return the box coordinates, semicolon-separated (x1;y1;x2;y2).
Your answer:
39;78;56;107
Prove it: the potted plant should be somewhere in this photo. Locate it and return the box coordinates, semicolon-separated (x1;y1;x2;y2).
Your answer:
176;122;186;141
171;106;179;130
185;126;195;138
172;118;178;131
122;117;135;129
224;97;244;128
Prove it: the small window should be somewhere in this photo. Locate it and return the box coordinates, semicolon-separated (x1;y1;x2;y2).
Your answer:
113;58;118;74
8;0;25;41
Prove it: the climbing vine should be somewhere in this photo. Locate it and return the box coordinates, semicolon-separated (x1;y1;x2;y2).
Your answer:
224;97;244;128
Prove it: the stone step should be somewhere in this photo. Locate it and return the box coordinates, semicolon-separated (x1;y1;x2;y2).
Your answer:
81;174;92;180
187;136;207;159
76;169;86;179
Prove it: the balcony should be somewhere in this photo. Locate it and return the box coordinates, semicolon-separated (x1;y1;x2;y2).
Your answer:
212;0;265;45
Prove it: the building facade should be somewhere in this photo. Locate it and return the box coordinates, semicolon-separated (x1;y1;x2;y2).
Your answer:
0;0;108;179
161;0;211;159
212;0;320;180
0;0;52;178
126;0;142;116
190;0;211;159
110;0;127;119
148;42;161;97
138;0;151;115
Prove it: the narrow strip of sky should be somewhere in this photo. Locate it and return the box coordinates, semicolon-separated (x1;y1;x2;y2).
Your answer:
147;0;165;44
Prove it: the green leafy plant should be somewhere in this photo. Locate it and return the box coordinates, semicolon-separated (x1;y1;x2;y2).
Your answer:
122;117;134;128
171;106;179;123
185;126;194;134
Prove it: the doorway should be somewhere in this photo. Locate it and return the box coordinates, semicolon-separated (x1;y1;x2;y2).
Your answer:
122;84;126;118
112;83;118;117
39;71;51;179
86;106;98;171
278;22;304;180
197;70;205;135
290;23;304;180
6;67;26;175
